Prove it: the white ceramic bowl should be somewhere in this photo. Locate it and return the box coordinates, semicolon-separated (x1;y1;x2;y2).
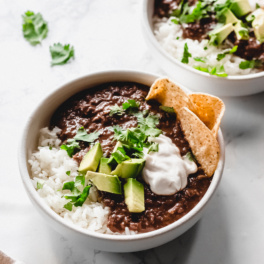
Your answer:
142;0;264;97
18;70;225;252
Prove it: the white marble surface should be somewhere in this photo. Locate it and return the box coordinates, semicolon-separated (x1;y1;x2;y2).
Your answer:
0;0;264;263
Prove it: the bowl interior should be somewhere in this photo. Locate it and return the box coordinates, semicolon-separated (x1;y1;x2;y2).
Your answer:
19;70;225;242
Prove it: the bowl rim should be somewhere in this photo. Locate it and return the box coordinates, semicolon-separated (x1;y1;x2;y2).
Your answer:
141;0;264;81
18;69;225;242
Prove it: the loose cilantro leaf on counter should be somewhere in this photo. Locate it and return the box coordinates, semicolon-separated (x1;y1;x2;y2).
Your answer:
64;202;73;211
148;142;159;153
216;46;238;61
109;104;125;116
122;99;140;110
159;105;175;114
239;60;262;69
60;140;80;157
37;182;44;190
22;11;48;45
181;43;192;64
50;43;75;66
74;127;100;143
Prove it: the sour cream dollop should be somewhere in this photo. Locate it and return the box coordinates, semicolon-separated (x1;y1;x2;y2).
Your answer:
142;135;198;195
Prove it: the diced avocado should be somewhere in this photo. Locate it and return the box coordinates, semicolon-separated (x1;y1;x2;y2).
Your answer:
107;141;123;166
209;23;234;46
234;20;249;40
218;8;239;24
78;143;103;173
252;9;264;43
99;157;112;174
86;171;122;195
111;159;145;178
230;0;251;17
124;178;145;213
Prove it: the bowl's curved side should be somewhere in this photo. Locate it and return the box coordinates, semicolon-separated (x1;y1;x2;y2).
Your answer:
141;0;264;97
18;70;225;252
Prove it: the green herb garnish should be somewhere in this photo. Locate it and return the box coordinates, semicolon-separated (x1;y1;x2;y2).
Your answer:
66;171;71;176
109;104;125;116
256;3;260;9
148;142;159;153
239;60;262;69
50;43;75;66
194;57;207;63
37;182;44;190
216;45;238;61
109;147;131;164
64;185;91;207
159;105;175;114
181;43;192;64
63;202;73;211
60;140;80;157
194;64;228;77
122;99;140;111
22;11;48;45
185;151;197;162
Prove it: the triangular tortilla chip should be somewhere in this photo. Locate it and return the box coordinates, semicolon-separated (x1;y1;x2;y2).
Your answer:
189;93;225;138
146;78;197;114
178;107;220;177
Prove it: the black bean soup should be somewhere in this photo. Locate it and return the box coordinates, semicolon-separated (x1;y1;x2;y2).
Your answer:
51;82;211;234
155;0;264;62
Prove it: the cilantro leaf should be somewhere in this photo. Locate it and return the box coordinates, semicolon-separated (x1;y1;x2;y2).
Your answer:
181;43;192;64
60;140;80;157
66;171;71;176
239;60;262;69
109;104;125;116
22;11;48;45
194;64;228;77
159;105;175;114
122;99;140;110
217;46;238;61
75;175;85;187
256;3;260;8
37;182;44;190
62;181;80;195
64;202;73;211
50;43;75;66
185;151;197;162
74;127;100;143
109;147;130;164
194;57;207;63
73;186;91;207
148;142;159;153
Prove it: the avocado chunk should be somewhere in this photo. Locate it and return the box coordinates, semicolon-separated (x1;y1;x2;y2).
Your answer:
111;159;145;178
234;20;249;40
230;0;251;17
218;8;239;24
252;9;264;43
79;143;103;173
86;171;122;195
99;157;112;174
209;23;234;46
124;178;145;213
107;141;123;166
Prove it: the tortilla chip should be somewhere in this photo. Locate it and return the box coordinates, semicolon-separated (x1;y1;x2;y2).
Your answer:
189;93;225;138
178;107;220;177
146;78;197;114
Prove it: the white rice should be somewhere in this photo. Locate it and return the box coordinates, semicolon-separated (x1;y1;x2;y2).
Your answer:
153;1;263;76
28;127;136;235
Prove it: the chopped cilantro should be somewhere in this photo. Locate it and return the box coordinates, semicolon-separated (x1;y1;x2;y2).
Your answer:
64;202;73;211
122;99;140;111
194;57;207;63
60;140;80;157
64;185;91;207
62;181;80;195
109;104;125;116
216;46;238;61
148;142;159;153
194;64;228;77
185;151;197;162
50;43;75;66
109;147;130;164
49;145;53;150
74;127;100;143
66;171;71;176
75;175;85;187
171;18;180;24
159;105;175;114
181;43;192;64
204;46;208;50
256;3;260;9
239;60;262;69
176;36;180;40
22;11;48;45
37;182;44;190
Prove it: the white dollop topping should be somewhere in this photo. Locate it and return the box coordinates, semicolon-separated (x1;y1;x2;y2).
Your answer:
142;135;198;196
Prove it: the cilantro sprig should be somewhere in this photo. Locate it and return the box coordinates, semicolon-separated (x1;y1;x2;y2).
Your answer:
239;60;262;69
62;175;91;211
61;127;100;157
50;43;75;66
194;64;228;77
109;99;140;117
217;46;238;61
181;43;192;64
